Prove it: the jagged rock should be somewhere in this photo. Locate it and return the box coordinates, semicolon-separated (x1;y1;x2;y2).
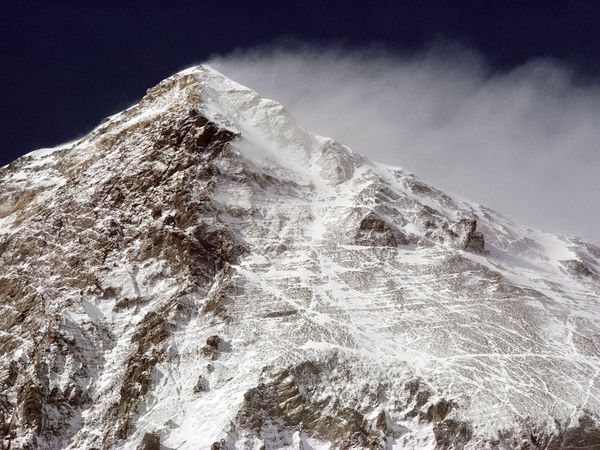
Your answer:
132;311;170;354
193;375;207;393
417;210;486;253
355;211;408;246
137;432;160;450
18;383;43;430
561;258;595;277
433;419;473;448
496;411;600;449
430;399;454;423
451;218;486;253
559;411;600;449
205;335;221;349
317;140;361;185
201;335;223;360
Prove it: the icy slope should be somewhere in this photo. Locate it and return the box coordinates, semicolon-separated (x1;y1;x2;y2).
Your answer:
0;66;599;449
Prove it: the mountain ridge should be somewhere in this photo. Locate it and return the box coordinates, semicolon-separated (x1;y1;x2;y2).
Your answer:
0;65;599;449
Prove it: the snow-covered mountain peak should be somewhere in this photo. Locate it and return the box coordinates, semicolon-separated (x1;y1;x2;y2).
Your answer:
82;64;358;188
0;66;599;449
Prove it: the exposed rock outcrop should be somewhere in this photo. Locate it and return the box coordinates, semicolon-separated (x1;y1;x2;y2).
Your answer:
355;211;407;247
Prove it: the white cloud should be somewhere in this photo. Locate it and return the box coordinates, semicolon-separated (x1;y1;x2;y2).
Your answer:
209;43;600;245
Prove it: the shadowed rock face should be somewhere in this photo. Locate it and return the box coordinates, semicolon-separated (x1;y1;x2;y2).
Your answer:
1;66;600;449
561;258;596;278
451;218;486;253
355;212;405;247
137;432;160;450
234;357;475;449
0;72;245;449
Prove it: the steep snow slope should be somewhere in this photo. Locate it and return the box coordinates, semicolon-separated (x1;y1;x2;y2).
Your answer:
0;66;599;449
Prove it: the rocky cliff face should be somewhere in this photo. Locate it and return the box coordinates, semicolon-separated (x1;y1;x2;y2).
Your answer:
0;66;599;449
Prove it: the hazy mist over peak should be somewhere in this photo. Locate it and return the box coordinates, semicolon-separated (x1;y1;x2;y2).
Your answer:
209;44;600;245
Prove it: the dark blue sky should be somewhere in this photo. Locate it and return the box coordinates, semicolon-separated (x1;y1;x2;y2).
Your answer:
2;1;600;165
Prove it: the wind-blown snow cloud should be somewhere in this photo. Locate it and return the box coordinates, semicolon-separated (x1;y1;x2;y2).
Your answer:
208;43;600;245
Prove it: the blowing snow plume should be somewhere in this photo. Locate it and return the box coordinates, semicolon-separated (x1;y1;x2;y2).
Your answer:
209;43;600;245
